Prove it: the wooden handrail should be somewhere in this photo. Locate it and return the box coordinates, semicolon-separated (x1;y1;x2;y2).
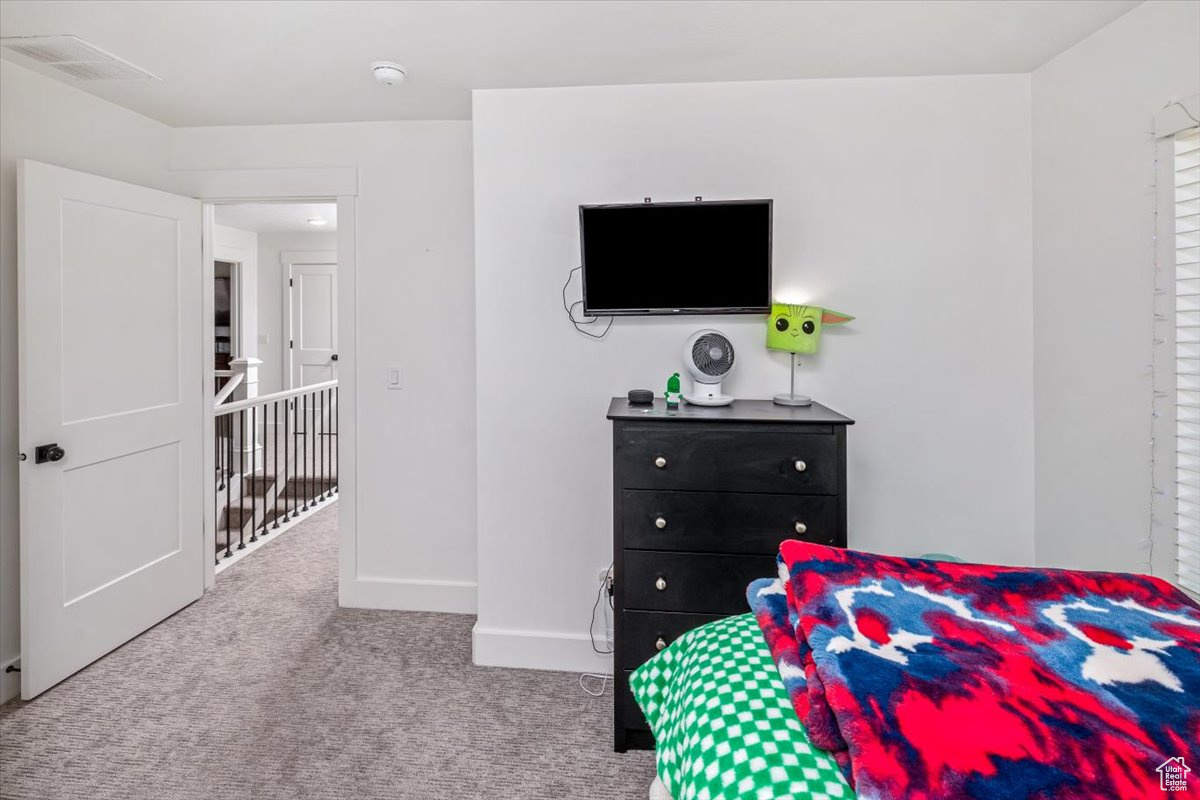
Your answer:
215;379;339;417
214;372;245;407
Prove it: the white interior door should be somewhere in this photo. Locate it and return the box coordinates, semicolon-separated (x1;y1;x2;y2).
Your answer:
287;259;338;388
18;160;204;699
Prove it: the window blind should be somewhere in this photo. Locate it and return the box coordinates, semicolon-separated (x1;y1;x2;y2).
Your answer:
1176;127;1200;593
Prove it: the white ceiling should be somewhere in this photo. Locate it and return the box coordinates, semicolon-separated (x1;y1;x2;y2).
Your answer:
0;0;1140;127
214;203;337;234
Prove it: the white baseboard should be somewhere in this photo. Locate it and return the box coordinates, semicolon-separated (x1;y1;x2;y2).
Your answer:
1;655;19;703
472;623;615;674
340;576;477;615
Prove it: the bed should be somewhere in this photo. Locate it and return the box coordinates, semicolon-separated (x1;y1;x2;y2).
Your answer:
631;612;851;800
632;541;1200;800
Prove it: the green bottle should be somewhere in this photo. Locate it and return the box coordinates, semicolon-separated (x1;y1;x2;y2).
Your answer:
665;372;681;409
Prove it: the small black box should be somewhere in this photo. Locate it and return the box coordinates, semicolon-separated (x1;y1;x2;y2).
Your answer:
627;389;654;405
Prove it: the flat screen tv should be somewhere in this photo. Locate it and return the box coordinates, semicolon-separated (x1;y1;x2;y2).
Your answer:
579;199;772;315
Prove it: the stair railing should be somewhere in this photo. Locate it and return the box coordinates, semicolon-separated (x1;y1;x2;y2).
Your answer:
214;371;244;406
213;378;338;564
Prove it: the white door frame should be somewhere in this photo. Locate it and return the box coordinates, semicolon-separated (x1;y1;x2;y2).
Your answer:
170;167;357;594
282;251;338;391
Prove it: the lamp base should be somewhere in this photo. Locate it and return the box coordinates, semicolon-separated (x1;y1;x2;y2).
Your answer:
773;393;812;407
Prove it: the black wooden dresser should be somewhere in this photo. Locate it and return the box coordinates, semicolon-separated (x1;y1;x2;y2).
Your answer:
607;397;854;752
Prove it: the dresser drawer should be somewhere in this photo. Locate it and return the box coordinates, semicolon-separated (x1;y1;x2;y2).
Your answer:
615;427;839;494
620;610;723;670
622;551;778;614
622;490;837;553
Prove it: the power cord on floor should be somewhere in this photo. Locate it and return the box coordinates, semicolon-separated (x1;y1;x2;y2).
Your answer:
579;673;611;697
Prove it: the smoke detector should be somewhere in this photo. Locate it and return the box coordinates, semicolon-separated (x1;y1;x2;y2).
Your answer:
371;61;406;86
0;35;159;81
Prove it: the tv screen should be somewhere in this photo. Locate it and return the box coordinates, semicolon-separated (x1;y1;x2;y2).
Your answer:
580;199;772;315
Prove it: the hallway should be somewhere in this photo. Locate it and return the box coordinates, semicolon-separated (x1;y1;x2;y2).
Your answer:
0;504;655;800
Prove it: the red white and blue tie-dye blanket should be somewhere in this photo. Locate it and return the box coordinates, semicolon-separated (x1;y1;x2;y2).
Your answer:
747;540;1200;800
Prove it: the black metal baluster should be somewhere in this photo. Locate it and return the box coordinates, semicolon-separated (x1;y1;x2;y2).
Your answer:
292;399;300;518
314;393;319;506
334;386;338;494
224;416;233;558
217;414;225;490
307;393;312;506
301;393;309;512
325;388;333;499
272;400;280;529
317;389;325;503
320;388;326;499
249;406;259;542
214;419;220;566
284;398;291;521
237;409;246;550
314;390;321;504
314;388;319;506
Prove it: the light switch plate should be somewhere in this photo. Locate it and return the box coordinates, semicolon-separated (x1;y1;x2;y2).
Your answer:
388;367;402;390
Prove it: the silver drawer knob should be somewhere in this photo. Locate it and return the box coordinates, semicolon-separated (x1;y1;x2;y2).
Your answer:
794;460;807;472
655;576;667;591
795;522;807;534
655;516;667;529
654;456;667;469
655;637;667;651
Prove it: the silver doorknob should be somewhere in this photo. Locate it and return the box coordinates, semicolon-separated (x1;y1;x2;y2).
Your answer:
654;456;667;469
655;576;667;591
655;516;667;529
655;637;667;651
794;460;807;472
795;522;807;534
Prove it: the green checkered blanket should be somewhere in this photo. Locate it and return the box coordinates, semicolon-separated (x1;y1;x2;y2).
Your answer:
630;614;853;800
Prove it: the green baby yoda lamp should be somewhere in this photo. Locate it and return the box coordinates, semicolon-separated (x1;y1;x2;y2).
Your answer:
766;304;853;406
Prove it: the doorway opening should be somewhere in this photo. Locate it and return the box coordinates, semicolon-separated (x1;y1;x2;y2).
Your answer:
209;201;339;573
16;160;356;700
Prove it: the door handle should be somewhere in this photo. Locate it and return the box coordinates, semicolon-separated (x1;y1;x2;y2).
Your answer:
331;354;339;361
34;443;65;464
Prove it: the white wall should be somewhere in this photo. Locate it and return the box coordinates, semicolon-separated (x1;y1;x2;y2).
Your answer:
1031;0;1200;576
472;75;1035;672
256;231;338;395
0;61;174;701
170;122;478;612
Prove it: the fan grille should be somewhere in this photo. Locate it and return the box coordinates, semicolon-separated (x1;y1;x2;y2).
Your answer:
691;333;734;377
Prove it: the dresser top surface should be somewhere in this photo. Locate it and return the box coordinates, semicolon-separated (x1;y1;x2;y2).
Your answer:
607;397;854;425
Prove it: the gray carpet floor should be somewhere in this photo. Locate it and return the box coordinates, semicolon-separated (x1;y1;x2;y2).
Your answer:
0;503;657;800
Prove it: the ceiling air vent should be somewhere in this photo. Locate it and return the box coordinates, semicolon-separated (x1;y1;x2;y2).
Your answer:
0;35;159;81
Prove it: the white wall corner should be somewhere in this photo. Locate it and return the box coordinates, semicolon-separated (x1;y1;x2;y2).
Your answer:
472;624;614;674
340;577;478;615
